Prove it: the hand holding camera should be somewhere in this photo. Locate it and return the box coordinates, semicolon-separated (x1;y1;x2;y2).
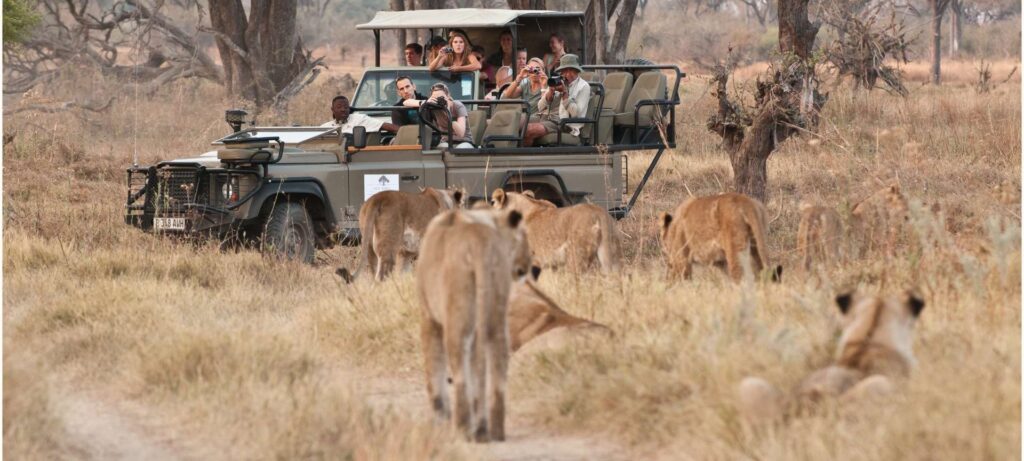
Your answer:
547;75;564;90
441;46;454;55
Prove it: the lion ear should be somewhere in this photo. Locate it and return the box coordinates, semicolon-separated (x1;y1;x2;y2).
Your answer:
522;190;536;198
453;189;464;206
507;210;523;228
836;292;854;315
660;212;673;230
530;265;542;280
908;294;925;317
492;189;507;208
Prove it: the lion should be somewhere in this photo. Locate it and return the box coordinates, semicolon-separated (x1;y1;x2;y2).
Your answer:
737;290;925;421
337;187;463;282
849;183;909;257
416;207;530;442
797;201;844;271
658;193;780;282
490;189;622;273
508;267;612;353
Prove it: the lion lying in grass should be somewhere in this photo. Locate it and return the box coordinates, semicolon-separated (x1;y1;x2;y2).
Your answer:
508;268;611;353
797;201;844;271
738;290;925;421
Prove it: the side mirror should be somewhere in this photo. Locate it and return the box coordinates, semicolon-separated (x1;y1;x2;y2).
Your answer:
225;109;248;133
352;126;367;149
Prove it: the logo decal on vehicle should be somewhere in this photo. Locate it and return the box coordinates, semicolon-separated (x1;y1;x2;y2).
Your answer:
364;174;399;200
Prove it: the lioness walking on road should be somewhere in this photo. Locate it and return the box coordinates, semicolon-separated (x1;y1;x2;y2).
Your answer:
659;193;780;282
416;208;531;442
738;290;925;421
338;187;463;282
491;189;621;273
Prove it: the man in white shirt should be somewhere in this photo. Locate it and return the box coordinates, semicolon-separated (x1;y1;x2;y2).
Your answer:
523;54;590;147
321;96;398;134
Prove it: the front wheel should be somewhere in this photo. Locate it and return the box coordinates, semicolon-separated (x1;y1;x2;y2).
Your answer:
262;201;315;264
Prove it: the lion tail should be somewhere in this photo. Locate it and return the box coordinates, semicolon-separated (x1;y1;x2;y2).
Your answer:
743;202;780;282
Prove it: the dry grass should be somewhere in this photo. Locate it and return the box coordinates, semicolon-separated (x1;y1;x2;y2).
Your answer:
2;59;1020;459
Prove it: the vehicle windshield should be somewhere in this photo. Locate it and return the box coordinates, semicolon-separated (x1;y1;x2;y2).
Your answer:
353;70;476;113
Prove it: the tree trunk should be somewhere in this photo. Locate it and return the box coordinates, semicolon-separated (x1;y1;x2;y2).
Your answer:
208;0;315;110
391;0;407;65
730;0;821;202
950;0;961;57
593;0;609;64
778;0;819;58
584;0;621;63
930;0;946;85
609;0;640;63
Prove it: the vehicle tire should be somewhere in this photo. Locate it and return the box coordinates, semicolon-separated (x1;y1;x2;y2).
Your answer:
262;200;315;264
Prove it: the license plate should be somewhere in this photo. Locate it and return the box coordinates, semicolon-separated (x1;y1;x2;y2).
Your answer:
154;217;186;231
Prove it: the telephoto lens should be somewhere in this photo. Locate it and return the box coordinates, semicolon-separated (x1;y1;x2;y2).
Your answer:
547;76;562;87
435;96;447;106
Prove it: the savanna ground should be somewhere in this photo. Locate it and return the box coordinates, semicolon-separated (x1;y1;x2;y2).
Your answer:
3;59;1021;460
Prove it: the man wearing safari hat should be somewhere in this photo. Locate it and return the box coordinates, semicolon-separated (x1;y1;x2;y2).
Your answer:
524;53;591;147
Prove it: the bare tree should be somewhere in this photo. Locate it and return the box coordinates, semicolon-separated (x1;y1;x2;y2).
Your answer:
3;0;222;95
4;0;324;111
823;3;914;95
737;0;772;26
206;0;325;109
707;0;827;201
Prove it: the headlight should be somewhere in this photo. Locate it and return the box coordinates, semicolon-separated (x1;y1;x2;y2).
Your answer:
222;176;240;203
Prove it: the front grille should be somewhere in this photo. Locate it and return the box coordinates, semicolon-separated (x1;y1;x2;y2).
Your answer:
153;167;208;211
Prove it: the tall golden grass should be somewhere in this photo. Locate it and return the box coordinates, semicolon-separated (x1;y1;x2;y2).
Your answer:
3;59;1020;459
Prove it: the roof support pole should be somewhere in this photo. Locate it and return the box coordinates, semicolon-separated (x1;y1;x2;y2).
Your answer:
374;30;382;66
510;26;520;75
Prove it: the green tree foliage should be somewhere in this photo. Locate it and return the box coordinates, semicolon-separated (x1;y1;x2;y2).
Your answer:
3;0;40;46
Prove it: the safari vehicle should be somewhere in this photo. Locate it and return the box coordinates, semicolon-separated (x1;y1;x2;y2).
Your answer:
124;8;684;263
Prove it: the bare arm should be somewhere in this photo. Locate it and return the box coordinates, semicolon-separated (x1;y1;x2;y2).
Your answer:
381;122;399;133
502;79;524;99
428;52;446;71
451;115;467;139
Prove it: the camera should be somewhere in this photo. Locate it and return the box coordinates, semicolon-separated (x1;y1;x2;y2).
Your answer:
528;67;541;75
547;75;563;88
435;96;447;106
442;46;454;54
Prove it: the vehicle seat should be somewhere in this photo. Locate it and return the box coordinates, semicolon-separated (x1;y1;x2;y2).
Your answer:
392;124;420;145
580;71;596;82
468;110;487;147
479;110;521;148
536;83;605;146
603;72;634;113
613;71;667;128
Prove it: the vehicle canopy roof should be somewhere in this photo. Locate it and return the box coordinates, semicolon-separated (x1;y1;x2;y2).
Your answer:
358;8;586;70
356;8;582;30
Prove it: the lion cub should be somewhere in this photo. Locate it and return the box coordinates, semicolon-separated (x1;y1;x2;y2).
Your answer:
491;189;621;273
849;184;909;257
338;187;463;282
508;268;611;353
659;193;780;281
416;207;530;442
797;201;844;271
738;290;925;421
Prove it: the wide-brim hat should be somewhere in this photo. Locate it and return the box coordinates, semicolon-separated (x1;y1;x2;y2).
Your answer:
554;54;583;73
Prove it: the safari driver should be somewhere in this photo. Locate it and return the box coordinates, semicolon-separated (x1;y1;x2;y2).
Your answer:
322;95;399;134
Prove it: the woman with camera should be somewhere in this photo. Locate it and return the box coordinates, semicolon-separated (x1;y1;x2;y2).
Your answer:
428;31;481;73
501;57;547;115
